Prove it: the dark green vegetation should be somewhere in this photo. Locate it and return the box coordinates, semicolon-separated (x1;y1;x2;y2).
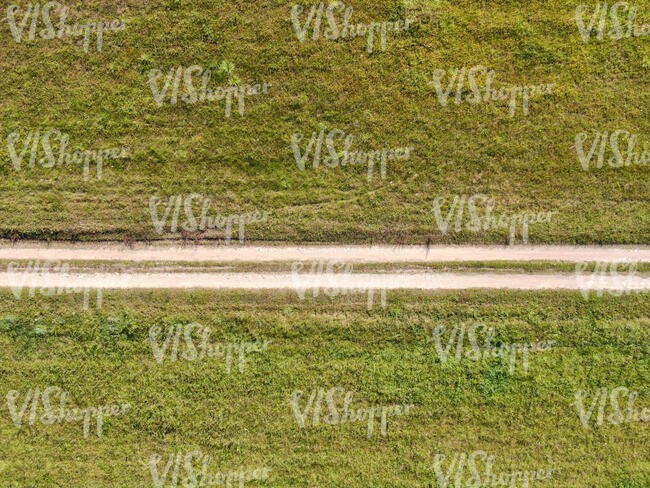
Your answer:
0;289;648;486
1;1;649;244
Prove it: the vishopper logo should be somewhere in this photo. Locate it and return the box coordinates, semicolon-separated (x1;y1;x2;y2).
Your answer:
147;65;271;114
430;66;555;117
6;129;129;181
402;0;443;25
289;387;414;438
6;260;103;310
149;194;271;242
575;261;647;299
291;128;414;181
574;130;650;170
5;386;130;439
574;387;650;429
431;450;556;488
148;450;271;488
290;1;414;53
7;2;128;52
290;260;387;310
430;323;555;375
431;195;556;245
575;2;650;42
148;323;271;373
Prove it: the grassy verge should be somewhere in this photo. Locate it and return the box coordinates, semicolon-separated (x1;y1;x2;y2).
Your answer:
2;258;650;274
0;289;648;487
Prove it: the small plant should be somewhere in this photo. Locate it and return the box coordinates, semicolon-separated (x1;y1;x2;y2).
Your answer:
103;317;126;335
643;56;650;69
101;315;136;337
518;40;559;65
0;315;17;332
289;93;308;109
208;60;238;85
32;325;49;337
201;23;217;43
139;53;152;64
218;60;235;80
479;366;510;396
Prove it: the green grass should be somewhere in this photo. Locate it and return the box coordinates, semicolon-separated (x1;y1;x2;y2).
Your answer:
0;1;649;244
0;289;648;487
2;258;650;274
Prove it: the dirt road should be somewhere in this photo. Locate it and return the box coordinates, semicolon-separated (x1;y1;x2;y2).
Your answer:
1;242;648;263
0;270;647;292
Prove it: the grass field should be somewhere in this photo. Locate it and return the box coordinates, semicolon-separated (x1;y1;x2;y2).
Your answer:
2;1;648;487
0;289;648;487
1;0;649;244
